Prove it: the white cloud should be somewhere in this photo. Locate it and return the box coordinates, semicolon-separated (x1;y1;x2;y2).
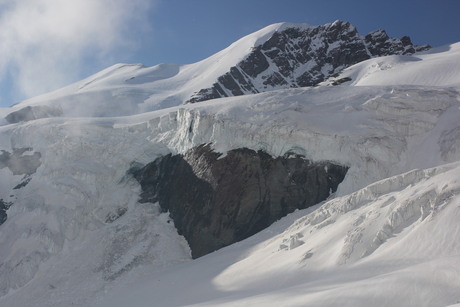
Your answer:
0;0;154;102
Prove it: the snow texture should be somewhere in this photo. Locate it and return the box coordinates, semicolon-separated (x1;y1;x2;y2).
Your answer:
0;22;459;307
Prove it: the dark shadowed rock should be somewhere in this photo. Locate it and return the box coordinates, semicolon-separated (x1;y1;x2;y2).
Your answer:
0;199;12;226
131;144;348;258
364;30;430;56
187;21;430;104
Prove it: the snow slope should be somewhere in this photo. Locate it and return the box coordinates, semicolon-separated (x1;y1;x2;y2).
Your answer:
0;24;459;307
323;42;460;87
96;162;460;307
0;22;441;120
0;83;459;306
0;23;287;119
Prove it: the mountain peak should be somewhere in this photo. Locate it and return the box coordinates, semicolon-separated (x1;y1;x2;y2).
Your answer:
273;21;312;32
1;21;433;121
327;19;354;29
187;21;429;103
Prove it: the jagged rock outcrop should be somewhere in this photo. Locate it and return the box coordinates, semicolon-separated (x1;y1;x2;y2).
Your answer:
364;30;422;56
187;20;430;103
0;199;12;226
131;144;348;258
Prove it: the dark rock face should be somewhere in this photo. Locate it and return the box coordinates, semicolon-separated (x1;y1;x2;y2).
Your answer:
130;145;348;258
0;199;12;226
187;21;430;104
364;30;429;56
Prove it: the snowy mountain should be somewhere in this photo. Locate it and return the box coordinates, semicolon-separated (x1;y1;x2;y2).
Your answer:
2;21;428;122
186;20;429;103
0;21;459;307
322;43;460;87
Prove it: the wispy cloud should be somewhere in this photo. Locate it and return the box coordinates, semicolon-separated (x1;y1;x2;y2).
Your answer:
0;0;154;105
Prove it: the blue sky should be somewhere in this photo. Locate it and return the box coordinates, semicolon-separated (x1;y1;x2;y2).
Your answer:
0;0;459;108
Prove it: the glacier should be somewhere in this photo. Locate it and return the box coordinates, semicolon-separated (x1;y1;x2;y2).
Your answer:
0;22;459;307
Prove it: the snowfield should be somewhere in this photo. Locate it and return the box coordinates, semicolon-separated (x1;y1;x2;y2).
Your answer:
0;23;459;307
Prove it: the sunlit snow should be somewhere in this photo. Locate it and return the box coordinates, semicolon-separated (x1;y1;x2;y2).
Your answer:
0;23;459;307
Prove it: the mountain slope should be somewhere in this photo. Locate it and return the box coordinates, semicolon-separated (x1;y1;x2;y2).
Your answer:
1;21;428;121
0;83;458;306
0;22;459;307
323;42;460;87
0;23;282;120
187;20;429;103
95;161;460;307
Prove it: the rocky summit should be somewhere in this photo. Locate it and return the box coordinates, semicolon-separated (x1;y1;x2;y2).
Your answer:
187;20;430;103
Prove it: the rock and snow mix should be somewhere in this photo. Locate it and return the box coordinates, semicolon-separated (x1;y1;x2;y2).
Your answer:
0;22;459;307
98;162;460;307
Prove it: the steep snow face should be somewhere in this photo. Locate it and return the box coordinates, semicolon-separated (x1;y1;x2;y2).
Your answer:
95;162;460;307
142;86;459;195
0;117;191;306
0;23;286;120
0;84;458;306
